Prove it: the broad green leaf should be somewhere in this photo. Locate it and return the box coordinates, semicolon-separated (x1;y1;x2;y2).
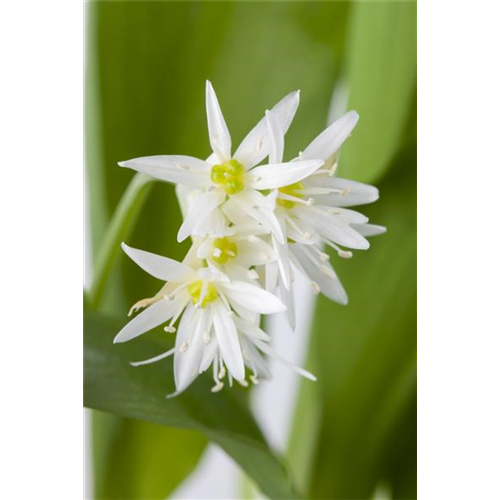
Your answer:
84;311;300;500
340;1;417;184
305;144;417;499
92;411;206;500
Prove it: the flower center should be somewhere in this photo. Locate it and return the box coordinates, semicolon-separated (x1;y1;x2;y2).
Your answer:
187;280;218;307
277;182;304;209
210;159;245;194
212;237;238;264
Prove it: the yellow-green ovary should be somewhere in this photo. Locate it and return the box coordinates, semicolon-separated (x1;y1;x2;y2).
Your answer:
277;181;304;209
212;237;238;264
210;159;245;194
187;281;218;307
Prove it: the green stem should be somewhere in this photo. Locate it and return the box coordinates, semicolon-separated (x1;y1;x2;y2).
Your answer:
88;173;154;310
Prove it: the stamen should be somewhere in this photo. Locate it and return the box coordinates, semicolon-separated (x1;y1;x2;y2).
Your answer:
310;281;321;294
329;162;338;177
218;365;226;379
211;381;224;393
339;250;353;259
341;187;350;196
247;269;259;280
179;342;189;353
238;379;249;387
164;326;176;333
250;375;259;385
164;293;175;301
203;331;211;344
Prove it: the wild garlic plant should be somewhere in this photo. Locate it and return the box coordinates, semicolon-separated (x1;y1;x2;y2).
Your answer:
114;81;385;395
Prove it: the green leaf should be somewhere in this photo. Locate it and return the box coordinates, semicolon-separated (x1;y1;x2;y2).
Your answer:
305;145;417;499
84;311;300;500
340;1;417;184
91;411;206;500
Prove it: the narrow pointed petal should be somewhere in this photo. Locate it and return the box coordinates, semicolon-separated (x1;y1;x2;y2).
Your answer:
299;208;370;250
248;160;324;190
213;303;245;380
234;90;300;169
233;316;271;342
130;348;176;367
175;307;210;391
177;189;226;242
290;244;348;305
206;81;231;161
114;298;183;343
122;243;195;282
252;337;317;381
301;110;359;161
272;231;291;290
118;155;210;188
265;109;284;164
265;261;279;291
221;281;286;314
351;223;387;237
304;175;379;207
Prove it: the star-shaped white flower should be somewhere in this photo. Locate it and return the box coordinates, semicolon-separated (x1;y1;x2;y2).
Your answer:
264;108;386;327
114;243;313;394
118;81;324;244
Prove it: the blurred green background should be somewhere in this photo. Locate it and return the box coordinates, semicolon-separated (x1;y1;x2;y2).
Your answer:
85;1;416;499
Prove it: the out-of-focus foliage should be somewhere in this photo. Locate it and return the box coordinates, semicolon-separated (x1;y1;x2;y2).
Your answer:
341;1;417;184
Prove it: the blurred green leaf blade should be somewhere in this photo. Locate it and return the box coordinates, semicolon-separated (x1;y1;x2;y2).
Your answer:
341;1;417;183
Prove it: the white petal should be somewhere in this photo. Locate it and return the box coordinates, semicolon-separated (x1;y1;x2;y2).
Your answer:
233;90;300;169
351;223;387;237
272;230;291;290
252;337;316;381
199;334;218;373
236;238;276;267
213;303;245;380
206;81;231;162
304;176;379;207
280;276;296;330
175;307;210;391
177;189;226;242
299;207;370;250
121;243;195;282
248;160;324;190
301;110;359;161
233;316;271;342
265;109;284;164
240;339;272;379
290;244;348;305
118;155;210;188
326;207;369;224
265;261;279;291
221;281;286;314
228;195;284;243
114;297;184;343
130;348;175;367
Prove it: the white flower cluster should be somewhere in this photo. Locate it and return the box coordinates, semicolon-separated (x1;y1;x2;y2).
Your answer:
114;81;385;396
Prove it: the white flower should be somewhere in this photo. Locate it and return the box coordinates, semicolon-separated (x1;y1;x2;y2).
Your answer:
114;243;313;394
264;108;386;324
196;222;276;283
118;81;324;244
